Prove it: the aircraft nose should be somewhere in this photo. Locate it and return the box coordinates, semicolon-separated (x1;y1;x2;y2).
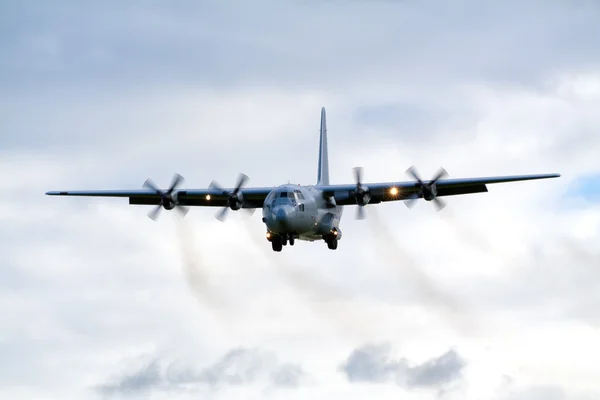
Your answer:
276;207;288;222
272;205;294;230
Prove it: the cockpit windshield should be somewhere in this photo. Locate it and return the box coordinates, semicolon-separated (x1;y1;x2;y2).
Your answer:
266;188;303;210
272;190;296;206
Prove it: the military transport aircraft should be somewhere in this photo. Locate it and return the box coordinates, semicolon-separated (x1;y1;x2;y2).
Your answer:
47;107;560;252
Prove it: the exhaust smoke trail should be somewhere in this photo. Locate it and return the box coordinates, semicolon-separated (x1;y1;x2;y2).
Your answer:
439;208;525;272
366;207;480;335
439;209;494;255
240;217;377;340
173;215;233;324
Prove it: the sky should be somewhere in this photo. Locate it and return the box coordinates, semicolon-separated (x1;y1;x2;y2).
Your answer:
1;0;600;399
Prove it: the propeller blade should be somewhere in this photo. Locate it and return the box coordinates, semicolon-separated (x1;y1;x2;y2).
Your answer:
433;197;447;211
430;168;448;184
148;205;162;221
353;167;363;185
234;173;249;193
176;205;189;217
356;205;366;220
215;207;229;222
243;208;256;216
208;180;225;193
167;173;184;193
143;178;161;193
406;166;424;184
404;198;417;208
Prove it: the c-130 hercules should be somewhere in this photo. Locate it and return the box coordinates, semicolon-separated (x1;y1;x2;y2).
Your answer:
47;107;560;252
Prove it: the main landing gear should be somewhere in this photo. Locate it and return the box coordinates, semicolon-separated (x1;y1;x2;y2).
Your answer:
322;228;340;250
325;235;338;250
267;232;295;252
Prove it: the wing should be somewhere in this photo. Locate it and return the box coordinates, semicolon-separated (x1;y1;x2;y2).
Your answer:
319;173;561;206
46;187;274;208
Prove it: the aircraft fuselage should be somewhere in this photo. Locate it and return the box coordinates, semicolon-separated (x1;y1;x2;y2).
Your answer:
262;184;343;250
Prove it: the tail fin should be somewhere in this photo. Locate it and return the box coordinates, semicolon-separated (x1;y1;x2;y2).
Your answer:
317;107;330;186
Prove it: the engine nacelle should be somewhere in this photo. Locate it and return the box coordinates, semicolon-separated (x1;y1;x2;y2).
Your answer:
354;185;371;206
422;184;438;201
162;192;178;210
316;213;342;240
228;191;244;210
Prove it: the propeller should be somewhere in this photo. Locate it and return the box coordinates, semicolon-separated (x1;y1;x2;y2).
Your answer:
404;166;448;211
353;167;371;220
209;173;253;221
143;173;189;220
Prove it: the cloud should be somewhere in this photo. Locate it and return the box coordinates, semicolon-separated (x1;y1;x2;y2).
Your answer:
339;343;466;391
5;0;600;91
501;385;566;400
2;1;600;400
95;348;308;397
96;358;161;396
403;349;464;389
340;343;399;383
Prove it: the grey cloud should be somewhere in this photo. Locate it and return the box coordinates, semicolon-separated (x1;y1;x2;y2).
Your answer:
181;347;308;389
195;348;278;386
270;364;306;388
3;1;600;92
96;358;161;396
341;343;401;383
339;343;466;390
402;349;464;389
96;348;309;395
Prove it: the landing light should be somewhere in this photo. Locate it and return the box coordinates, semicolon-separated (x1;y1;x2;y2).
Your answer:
206;195;211;200
266;232;271;239
390;187;399;196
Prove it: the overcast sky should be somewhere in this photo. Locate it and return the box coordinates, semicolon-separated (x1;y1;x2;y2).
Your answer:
2;1;600;399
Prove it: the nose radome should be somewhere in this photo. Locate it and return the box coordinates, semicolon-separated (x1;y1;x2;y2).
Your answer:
276;207;287;221
273;205;294;229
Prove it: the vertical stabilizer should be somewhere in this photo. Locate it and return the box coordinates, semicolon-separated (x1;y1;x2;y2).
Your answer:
317;107;330;186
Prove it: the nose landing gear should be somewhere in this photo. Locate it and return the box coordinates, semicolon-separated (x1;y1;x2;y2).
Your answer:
271;236;283;252
267;232;296;252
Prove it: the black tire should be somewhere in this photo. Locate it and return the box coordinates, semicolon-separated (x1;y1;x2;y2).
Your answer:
272;236;283;252
326;237;338;250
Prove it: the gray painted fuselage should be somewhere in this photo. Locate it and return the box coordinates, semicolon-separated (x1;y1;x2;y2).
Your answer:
262;184;343;242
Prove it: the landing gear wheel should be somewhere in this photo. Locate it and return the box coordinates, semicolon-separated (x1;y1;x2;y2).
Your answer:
282;236;288;246
326;237;338;250
271;236;283;252
289;236;295;246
